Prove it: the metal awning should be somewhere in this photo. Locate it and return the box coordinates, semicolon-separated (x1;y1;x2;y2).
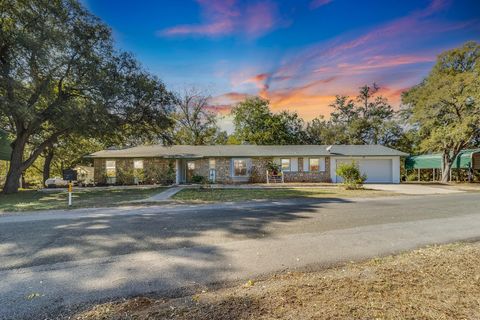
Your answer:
405;149;480;170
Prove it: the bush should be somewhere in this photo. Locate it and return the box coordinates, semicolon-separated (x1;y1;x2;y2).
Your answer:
117;167;135;185
336;162;367;189
191;174;207;184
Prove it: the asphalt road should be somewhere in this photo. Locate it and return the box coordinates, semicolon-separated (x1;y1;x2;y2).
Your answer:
1;193;480;319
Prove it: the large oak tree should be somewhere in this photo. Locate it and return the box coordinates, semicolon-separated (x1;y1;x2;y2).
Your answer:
402;42;480;182
0;0;174;193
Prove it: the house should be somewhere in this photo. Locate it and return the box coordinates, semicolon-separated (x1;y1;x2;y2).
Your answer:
87;144;408;185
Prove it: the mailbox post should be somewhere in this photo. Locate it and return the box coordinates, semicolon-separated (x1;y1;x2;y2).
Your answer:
63;169;78;207
68;182;73;206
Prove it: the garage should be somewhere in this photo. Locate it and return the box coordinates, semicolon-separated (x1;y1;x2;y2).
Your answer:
335;158;394;183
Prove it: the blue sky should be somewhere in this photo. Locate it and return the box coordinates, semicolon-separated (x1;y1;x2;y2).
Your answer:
83;0;479;121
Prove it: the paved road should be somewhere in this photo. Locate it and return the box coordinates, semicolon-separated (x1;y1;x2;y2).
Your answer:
1;193;480;319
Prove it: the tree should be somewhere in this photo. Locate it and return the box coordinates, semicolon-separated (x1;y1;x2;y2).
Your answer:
304;116;341;144
172;88;226;145
402;41;480;182
305;85;405;148
231;97;306;144
0;0;174;193
336;162;367;189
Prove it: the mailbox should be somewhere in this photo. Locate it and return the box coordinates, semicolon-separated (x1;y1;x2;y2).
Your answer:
63;169;78;182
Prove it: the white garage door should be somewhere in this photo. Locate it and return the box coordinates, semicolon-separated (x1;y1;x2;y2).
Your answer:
336;159;393;183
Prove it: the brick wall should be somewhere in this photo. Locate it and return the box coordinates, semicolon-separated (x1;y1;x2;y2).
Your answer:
283;157;331;182
93;156;332;185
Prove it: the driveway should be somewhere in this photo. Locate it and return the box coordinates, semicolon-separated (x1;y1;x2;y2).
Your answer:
367;183;465;194
1;193;479;319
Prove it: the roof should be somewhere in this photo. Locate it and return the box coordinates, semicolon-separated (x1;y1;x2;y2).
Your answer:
0;130;11;161
87;144;408;159
405;149;480;170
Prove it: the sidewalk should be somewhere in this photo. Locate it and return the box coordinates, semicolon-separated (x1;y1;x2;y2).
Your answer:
136;186;185;202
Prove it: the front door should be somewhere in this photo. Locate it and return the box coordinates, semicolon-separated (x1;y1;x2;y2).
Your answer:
186;161;195;183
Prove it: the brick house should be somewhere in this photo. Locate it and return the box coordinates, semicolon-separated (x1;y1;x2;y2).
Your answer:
87;144;408;185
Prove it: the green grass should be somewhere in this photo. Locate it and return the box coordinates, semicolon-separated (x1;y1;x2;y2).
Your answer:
172;187;394;202
0;187;166;212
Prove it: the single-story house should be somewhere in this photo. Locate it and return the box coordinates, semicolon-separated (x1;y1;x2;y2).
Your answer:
87;144;407;185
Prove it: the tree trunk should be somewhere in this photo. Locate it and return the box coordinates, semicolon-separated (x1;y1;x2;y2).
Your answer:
43;148;54;184
2;138;27;194
441;151;453;183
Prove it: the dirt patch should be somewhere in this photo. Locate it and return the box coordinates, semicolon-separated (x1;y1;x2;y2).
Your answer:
74;242;480;320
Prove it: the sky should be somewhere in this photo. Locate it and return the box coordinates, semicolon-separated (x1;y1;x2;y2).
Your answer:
83;0;479;130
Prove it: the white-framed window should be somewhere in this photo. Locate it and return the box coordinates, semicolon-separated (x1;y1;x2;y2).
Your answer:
133;160;143;169
309;158;320;171
233;159;247;177
281;158;291;172
105;160;116;177
209;159;216;169
308;158;326;172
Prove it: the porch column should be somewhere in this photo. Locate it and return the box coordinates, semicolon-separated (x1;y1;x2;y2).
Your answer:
175;159;181;184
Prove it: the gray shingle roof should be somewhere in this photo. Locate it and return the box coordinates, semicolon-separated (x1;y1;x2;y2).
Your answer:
87;144;408;159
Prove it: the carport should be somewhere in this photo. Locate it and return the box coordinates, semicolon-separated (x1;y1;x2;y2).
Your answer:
405;149;480;182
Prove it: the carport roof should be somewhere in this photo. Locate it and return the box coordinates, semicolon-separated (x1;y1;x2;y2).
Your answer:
405;149;480;170
87;144;408;159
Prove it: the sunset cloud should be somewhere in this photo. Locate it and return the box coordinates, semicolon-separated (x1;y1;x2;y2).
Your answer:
212;0;478;121
159;0;282;38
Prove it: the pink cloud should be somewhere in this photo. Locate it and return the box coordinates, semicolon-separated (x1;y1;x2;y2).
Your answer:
159;0;282;38
219;0;477;120
309;0;332;10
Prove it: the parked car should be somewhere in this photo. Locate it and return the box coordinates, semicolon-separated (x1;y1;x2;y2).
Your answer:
45;177;69;188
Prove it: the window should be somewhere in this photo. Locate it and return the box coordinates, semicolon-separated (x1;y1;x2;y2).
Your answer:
187;161;195;170
209;159;216;169
308;158;325;172
309;158;320;171
105;160;116;177
233;159;247;176
133;160;143;169
281;158;291;171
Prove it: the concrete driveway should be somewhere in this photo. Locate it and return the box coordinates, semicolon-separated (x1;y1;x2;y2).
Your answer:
1;193;479;319
367;183;465;195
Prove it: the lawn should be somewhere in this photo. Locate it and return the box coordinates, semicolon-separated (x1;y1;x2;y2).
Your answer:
75;242;480;320
172;187;394;202
0;186;166;212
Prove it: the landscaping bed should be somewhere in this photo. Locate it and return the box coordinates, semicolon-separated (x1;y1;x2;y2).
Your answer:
74;242;480;319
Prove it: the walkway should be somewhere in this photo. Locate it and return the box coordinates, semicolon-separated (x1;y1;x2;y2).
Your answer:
139;186;185;202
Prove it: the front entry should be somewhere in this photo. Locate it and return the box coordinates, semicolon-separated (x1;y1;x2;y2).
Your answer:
186;161;195;183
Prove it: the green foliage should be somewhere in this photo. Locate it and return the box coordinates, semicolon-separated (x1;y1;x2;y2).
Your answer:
305;84;404;147
231;97;306;144
336;162;367;190
402;41;480;181
0;0;174;193
116;167;135;185
191;174;208;184
266;161;281;175
144;161;175;185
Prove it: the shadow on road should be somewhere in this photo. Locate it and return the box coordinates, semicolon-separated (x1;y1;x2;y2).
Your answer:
0;197;351;319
